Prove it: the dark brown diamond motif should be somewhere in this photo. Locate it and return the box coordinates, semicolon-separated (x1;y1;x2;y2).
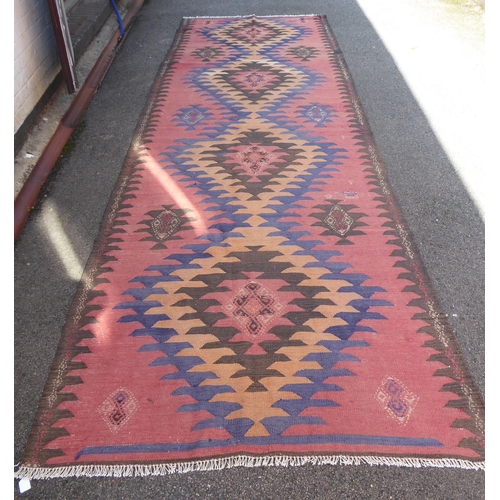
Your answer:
151;209;182;241
324;205;354;236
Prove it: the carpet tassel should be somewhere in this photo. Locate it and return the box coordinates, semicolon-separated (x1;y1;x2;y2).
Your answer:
14;454;485;481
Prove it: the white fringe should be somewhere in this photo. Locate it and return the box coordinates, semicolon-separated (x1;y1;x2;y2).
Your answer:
183;14;322;19
14;454;484;480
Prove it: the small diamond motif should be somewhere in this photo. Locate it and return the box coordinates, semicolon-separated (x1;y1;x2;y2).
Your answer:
294;47;312;59
306;105;328;124
289;46;319;61
192;46;221;61
181;108;205;126
99;388;138;432
151;209;182;241
226;281;284;338
375;376;418;425
236;146;277;175
324;205;354;236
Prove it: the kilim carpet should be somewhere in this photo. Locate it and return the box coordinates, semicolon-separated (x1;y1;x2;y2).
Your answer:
16;15;485;480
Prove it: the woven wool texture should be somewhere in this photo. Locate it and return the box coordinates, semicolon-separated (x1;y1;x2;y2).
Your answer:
16;15;484;479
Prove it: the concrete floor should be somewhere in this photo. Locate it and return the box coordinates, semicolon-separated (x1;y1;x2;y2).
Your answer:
14;0;485;498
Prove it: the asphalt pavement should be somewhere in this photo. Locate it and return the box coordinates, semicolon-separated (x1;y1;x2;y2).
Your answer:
14;0;485;498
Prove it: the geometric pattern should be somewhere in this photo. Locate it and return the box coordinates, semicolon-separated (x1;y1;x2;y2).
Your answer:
323;205;354;236
98;389;139;432
15;15;484;479
225;280;285;340
375;376;419;426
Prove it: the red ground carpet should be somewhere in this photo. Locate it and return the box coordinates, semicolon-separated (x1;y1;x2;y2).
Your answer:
16;15;484;479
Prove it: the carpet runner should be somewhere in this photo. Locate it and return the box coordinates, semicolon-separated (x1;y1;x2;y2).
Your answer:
15;15;484;479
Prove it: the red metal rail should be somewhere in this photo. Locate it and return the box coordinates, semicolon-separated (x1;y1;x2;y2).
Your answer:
14;0;144;241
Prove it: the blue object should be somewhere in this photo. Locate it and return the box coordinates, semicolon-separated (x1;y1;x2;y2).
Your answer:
110;0;124;38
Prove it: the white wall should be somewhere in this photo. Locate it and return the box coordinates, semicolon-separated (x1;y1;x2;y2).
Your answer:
14;0;61;135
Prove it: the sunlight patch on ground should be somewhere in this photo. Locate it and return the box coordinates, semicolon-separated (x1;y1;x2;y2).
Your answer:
42;200;84;281
356;0;485;218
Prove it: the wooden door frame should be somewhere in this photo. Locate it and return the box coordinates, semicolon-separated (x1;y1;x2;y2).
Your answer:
46;0;77;94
